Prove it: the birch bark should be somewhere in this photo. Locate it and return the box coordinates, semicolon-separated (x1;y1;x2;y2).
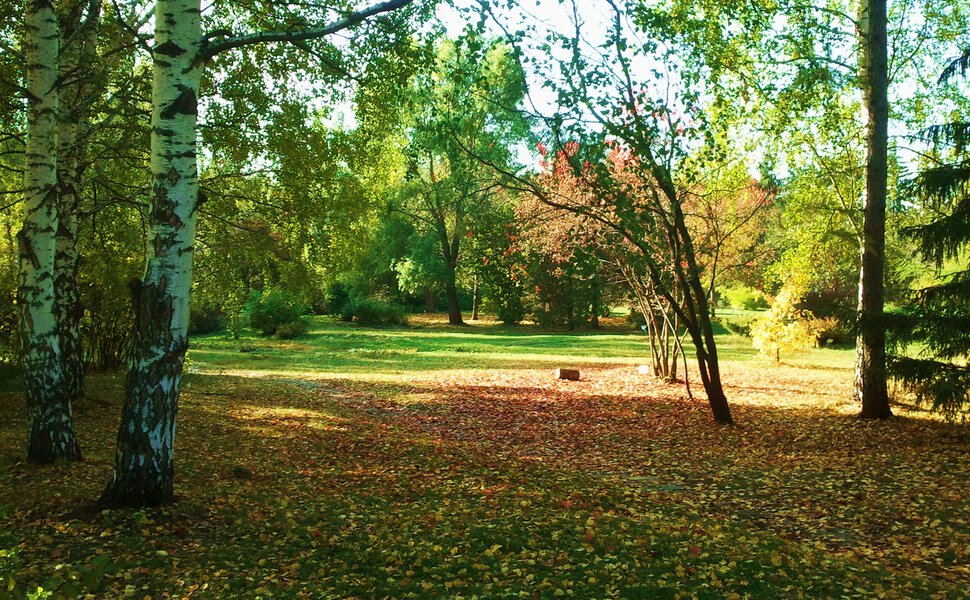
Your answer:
100;0;414;506
19;0;82;463
55;0;100;402
101;0;202;506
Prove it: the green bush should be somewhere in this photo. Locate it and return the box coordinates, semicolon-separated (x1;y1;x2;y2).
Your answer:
248;290;306;337
721;315;756;337
812;316;853;346
339;302;355;322
189;304;223;335
721;285;769;311
0;288;17;366
80;277;133;371
323;281;352;316
495;297;525;325
625;307;647;329
275;319;309;340
343;298;407;326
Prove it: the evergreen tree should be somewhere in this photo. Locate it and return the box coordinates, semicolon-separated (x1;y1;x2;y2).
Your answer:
888;47;970;419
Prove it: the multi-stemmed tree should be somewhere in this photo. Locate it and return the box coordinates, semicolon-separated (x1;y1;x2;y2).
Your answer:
18;0;83;462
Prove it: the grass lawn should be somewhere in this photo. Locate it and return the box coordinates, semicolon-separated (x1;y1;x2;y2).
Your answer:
1;315;968;598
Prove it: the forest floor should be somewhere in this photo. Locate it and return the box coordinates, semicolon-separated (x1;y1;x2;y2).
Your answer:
1;315;969;598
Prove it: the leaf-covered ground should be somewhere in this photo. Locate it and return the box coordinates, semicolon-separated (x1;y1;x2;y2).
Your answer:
1;317;968;598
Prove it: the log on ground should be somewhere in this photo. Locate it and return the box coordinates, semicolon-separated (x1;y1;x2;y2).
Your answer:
556;368;580;381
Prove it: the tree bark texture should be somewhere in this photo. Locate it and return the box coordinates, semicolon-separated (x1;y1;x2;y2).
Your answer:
855;0;892;419
445;267;465;326
668;188;733;424
19;0;82;463
55;1;100;402
101;0;202;506
472;274;479;320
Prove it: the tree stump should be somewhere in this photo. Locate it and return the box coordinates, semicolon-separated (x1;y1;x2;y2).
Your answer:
556;368;580;381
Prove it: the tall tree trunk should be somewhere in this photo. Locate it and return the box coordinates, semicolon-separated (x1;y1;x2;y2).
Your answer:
101;0;202;507
19;0;82;463
445;266;464;325
671;192;733;425
693;306;733;424
472;274;479;320
855;0;892;419
590;277;599;329
55;1;99;402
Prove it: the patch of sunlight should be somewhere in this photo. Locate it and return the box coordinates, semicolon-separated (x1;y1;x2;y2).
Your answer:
319;327;643;343
420;351;645;364
394;392;440;406
206;368;415;383
237;404;348;432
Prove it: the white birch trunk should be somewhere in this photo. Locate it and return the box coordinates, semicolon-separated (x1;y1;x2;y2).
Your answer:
55;2;99;403
98;0;413;507
101;0;202;506
19;0;82;463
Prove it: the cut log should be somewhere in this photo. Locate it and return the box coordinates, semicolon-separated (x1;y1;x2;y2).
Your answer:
556;368;580;381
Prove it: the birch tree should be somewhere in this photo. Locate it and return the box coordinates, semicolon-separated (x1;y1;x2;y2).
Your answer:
19;0;82;463
100;0;415;507
55;0;101;403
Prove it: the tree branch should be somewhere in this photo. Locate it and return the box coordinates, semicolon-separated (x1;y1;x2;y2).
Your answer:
201;0;413;60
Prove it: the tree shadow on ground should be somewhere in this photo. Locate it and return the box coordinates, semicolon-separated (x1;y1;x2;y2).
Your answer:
1;366;968;597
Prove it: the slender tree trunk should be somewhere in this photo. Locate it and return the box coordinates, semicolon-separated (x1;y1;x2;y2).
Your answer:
590;277;599;329
19;0;82;464
671;194;733;424
855;0;892;419
54;154;84;400
424;288;435;313
445;266;464;325
472;274;479;320
694;317;733;424
101;0;202;507
54;2;99;402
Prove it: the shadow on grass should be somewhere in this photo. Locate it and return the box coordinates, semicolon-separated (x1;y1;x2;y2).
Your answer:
0;352;966;597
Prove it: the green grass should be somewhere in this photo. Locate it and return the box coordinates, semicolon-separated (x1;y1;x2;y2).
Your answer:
2;315;966;599
187;315;853;379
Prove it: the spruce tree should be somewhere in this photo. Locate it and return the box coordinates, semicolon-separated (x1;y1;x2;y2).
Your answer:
888;48;970;418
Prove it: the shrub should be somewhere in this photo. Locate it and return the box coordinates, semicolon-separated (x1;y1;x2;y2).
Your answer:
248;290;306;337
0;288;17;366
721;285;769;311
275;319;309;340
495;298;526;325
189;304;223;335
812;316;853;346
323;281;352;316
343;298;407;326
625;307;647;328
339;301;355;322
80;279;133;371
751;284;819;361
721;315;756;337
